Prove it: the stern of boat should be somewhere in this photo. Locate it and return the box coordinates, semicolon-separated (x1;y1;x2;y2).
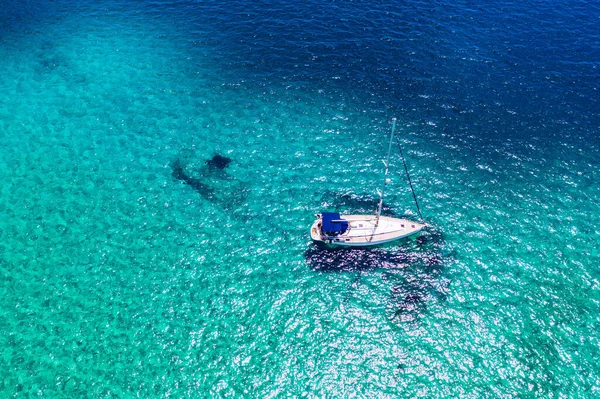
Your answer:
310;215;324;242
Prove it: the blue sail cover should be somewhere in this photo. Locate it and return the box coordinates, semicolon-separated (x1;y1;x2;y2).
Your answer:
321;212;349;236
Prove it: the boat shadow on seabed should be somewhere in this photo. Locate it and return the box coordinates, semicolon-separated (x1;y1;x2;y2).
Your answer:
304;227;452;323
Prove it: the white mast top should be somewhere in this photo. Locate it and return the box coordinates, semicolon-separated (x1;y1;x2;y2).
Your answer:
376;118;397;225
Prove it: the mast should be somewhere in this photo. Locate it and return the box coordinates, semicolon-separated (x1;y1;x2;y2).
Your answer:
376;118;397;225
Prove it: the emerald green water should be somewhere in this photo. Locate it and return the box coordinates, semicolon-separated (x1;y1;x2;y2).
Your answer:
1;0;598;397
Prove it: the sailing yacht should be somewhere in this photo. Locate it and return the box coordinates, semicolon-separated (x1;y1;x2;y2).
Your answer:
310;119;426;247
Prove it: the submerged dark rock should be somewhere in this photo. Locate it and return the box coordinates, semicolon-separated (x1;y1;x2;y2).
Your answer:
171;155;248;209
206;154;231;170
171;159;215;199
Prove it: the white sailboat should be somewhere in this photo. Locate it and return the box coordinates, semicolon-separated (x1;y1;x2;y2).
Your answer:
310;119;426;247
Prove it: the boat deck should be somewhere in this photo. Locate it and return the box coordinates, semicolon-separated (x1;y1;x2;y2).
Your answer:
311;214;425;246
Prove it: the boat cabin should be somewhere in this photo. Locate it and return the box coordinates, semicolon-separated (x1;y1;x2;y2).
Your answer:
320;212;349;237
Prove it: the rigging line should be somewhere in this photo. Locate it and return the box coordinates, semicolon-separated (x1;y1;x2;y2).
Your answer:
393;130;424;222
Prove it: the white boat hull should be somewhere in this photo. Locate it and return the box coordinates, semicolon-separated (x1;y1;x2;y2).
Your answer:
310;214;425;247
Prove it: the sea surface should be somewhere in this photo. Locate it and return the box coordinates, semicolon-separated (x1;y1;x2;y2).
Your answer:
0;0;599;397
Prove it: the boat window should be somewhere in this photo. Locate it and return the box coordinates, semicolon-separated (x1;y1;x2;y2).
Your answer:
411;225;415;228
401;224;404;228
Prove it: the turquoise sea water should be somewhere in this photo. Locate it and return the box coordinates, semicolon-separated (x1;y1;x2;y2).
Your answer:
1;0;599;397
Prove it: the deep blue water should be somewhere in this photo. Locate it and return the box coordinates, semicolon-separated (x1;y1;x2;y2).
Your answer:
0;0;599;397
